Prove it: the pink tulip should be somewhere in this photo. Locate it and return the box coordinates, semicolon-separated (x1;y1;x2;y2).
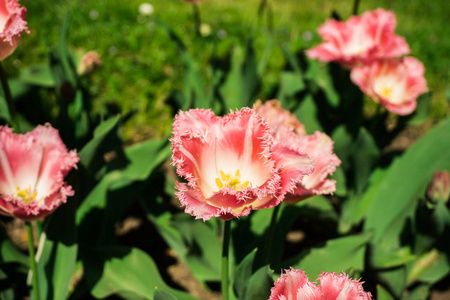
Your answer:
0;124;79;220
170;108;314;221
255;100;340;202
306;8;410;68
269;268;372;300
77;50;102;75
0;0;28;61
350;57;428;115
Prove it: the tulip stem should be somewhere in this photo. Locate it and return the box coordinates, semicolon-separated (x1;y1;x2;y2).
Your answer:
221;220;231;300
0;62;20;132
352;0;361;15
26;221;40;300
263;204;281;266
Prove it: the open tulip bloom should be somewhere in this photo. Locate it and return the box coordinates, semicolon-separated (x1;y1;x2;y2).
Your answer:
170;108;314;221
0;0;28;61
306;8;410;68
0;124;79;220
269;268;372;300
350;57;428;115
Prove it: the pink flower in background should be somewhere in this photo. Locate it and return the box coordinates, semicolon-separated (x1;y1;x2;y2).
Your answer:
269;268;372;300
0;0;29;61
0;124;79;220
77;50;102;75
306;8;410;67
170;108;314;221
255;100;306;135
285;132;341;202
427;170;450;204
350;57;428;115
255;100;340;202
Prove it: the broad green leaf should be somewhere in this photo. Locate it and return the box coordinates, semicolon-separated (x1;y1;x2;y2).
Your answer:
284;233;371;279
407;249;450;285
377;285;395;300
244;266;273;300
154;287;178;300
377;267;407;298
371;245;416;269
406;93;432;126
234;249;257;299
293;94;323;133
36;194;78;300
403;284;430;300
364;117;450;243
86;246;196;300
78;115;120;171
19;64;55;87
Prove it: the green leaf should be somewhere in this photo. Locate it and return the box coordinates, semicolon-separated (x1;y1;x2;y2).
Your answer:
244;266;273;300
403;284;430;300
85;246;196;300
284;233;371;279
377;267;407;298
364;117;450;244
154;287;179;300
376;285;395;300
234;249;257;299
36;194;78;300
371;245;416;269
19;64;55;87
78;115;121;171
407;249;450;285
292;94;323;133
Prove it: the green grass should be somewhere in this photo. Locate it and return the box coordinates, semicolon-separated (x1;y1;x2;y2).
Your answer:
8;0;450;141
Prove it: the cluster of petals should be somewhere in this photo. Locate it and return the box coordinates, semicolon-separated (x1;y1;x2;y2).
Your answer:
255;100;340;202
0;124;79;220
269;268;372;300
77;50;102;75
170;108;314;221
305;8;410;68
350;57;428;115
0;0;29;61
306;8;428;115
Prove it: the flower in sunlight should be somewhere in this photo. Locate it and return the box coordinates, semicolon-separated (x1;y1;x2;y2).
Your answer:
199;23;211;37
0;124;79;220
350;57;428;115
255;100;340;202
269;268;372;300
0;0;29;60
306;8;410;68
170;108;314;221
138;3;154;16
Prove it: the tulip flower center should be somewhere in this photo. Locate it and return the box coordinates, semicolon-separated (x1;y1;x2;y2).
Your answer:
16;186;38;204
381;86;393;99
215;169;250;191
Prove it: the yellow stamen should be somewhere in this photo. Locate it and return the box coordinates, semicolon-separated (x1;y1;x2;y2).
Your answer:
15;186;38;204
381;86;392;99
215;169;250;191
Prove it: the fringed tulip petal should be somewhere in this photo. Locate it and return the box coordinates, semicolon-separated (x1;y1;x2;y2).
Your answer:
350;57;428;115
0;0;28;60
306;8;410;68
319;272;372;300
269;268;372;300
0;124;79;220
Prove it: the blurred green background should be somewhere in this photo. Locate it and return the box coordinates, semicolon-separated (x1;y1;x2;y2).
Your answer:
8;0;450;142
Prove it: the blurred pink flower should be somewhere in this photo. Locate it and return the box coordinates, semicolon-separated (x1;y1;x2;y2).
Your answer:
0;124;79;220
0;0;28;61
350;57;428;115
427;170;450;204
306;8;410;68
255;100;306;135
170;108;314;221
255;100;340;202
77;50;102;75
269;268;372;300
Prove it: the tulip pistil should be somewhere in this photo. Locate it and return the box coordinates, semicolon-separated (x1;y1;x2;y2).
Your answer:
215;169;250;191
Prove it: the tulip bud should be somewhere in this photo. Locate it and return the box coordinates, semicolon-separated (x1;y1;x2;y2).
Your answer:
427;170;450;204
